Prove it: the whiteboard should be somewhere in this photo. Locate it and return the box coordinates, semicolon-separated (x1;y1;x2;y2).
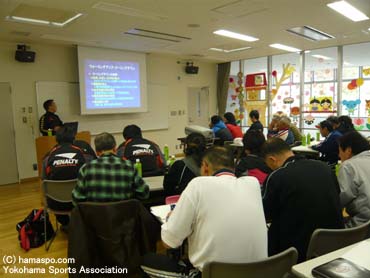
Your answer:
36;81;169;135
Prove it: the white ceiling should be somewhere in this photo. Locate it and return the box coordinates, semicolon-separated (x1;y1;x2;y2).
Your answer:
1;0;370;62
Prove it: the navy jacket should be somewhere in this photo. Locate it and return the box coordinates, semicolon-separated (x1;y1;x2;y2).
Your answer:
311;130;342;165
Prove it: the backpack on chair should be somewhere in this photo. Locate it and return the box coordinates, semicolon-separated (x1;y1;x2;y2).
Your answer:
16;209;55;251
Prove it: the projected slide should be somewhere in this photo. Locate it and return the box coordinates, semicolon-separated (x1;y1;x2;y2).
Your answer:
85;60;141;109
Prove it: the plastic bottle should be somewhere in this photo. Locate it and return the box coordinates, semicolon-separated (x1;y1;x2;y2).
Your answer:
47;129;52;136
301;134;306;146
135;159;142;177
169;155;176;166
307;133;311;145
164;144;169;162
316;131;321;142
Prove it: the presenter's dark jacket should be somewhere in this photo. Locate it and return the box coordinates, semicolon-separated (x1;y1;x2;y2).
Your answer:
262;155;343;262
39;111;63;136
117;138;166;177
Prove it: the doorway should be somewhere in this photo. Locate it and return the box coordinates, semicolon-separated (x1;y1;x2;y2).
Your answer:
0;83;18;185
187;87;209;127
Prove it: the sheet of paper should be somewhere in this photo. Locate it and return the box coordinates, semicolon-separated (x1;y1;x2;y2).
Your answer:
150;204;171;223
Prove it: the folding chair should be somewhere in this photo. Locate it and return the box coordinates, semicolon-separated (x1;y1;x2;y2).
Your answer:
202;247;298;278
306;220;370;259
42;179;77;251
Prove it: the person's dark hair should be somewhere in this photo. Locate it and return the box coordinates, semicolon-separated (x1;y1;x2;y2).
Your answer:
211;115;222;125
261;138;291;159
122;125;142;139
338;131;370;155
224;112;237;126
243;129;266;155
184;133;206;166
202;146;234;170
327;116;339;126
56;125;75;144
338;115;354;130
318;120;333;132
94;132;116;152
43;99;54;111
249;110;260;120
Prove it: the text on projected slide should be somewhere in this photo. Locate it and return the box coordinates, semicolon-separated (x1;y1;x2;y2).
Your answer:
85;60;141;109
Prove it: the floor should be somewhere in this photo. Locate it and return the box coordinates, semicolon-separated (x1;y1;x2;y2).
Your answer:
0;180;165;278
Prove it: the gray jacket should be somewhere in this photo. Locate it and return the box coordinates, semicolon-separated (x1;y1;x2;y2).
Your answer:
338;150;370;227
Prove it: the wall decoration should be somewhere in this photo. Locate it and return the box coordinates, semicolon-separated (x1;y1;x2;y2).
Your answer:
229;72;246;124
342;99;361;115
245;72;267;101
283;97;294;104
290;106;300;122
347;78;364;90
304;114;315;125
245;100;267;126
309;96;334;112
363;68;370;76
367;118;370;130
353;118;365;130
271;64;295;100
366;100;370;116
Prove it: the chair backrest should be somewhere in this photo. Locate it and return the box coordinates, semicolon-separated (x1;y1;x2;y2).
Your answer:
202;247;298;278
165;195;180;205
306;220;370;260
42;179;77;203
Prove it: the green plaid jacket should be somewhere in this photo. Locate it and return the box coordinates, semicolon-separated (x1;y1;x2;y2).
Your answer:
72;153;149;204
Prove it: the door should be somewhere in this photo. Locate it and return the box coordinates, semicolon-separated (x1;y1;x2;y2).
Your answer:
0;83;18;185
187;87;209;127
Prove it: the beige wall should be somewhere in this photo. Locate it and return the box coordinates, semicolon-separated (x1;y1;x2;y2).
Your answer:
0;42;217;180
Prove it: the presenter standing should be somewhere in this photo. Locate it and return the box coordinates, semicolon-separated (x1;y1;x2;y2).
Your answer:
39;99;63;136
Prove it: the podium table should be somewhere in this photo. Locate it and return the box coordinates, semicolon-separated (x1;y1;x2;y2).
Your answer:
35;131;91;177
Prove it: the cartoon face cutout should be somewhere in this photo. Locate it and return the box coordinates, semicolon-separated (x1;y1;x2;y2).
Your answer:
310;99;320;111
320;98;332;111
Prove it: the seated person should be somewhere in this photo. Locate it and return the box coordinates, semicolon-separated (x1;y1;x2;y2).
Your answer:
311;120;342;167
42;125;86;226
223;112;243;138
338;131;370;228
267;115;281;138
117;125;166;177
210;115;233;145
337;115;355;135
248;110;264;132
73;139;97;162
39;99;63;136
235;130;271;185
72;132;149;204
163;133;206;196
144;147;267;275
262;138;343;262
271;116;294;145
289;122;302;142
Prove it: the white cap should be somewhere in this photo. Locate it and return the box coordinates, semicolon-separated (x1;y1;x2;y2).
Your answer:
136;158;140;163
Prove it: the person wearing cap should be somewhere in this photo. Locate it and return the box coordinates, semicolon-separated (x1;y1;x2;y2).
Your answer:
311;120;342;167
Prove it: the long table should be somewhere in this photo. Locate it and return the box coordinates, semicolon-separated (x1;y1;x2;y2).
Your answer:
292;239;370;278
143;175;164;191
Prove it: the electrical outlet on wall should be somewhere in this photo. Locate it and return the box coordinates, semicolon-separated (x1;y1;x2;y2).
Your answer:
32;163;37;171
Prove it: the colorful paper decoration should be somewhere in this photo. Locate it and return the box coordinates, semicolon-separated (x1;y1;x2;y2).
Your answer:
342;99;361;115
304;114;315;125
346;78;364;90
309;96;334;112
283;97;294;104
363;68;370;76
245;72;267;101
366;100;370;116
271;64;295;100
353;118;364;130
366;118;370;130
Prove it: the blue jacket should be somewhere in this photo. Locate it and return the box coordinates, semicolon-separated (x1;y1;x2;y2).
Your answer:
311;130;342;165
211;120;227;134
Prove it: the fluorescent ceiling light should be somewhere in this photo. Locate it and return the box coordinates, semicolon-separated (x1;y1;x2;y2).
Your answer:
327;1;369;22
287;26;335;41
5;13;83;27
312;54;332;60
269;43;301;52
209;46;251;53
6;16;50;25
343;61;353;66
52;13;83;27
213;29;259;42
305;50;311;53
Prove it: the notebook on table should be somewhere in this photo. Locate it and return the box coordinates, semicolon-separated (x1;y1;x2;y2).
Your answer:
312;258;370;278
